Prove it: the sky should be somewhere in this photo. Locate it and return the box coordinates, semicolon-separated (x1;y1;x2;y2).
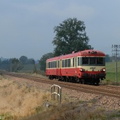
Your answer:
0;0;120;60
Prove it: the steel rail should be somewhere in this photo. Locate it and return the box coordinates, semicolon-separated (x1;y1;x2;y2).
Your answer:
2;71;120;99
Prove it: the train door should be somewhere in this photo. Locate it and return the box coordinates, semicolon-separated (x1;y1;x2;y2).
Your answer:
72;57;77;68
57;60;61;76
74;57;78;76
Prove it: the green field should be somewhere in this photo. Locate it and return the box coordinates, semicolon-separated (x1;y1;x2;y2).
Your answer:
105;61;120;84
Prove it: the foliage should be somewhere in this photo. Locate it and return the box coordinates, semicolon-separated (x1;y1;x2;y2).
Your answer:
32;59;38;73
23;100;120;120
19;56;28;64
0;59;17;72
10;58;23;72
0;113;13;120
27;58;35;64
52;18;93;56
0;59;11;71
0;56;36;72
19;56;35;64
39;53;54;71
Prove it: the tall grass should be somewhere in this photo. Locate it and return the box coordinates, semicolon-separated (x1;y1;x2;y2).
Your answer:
0;77;51;120
23;100;120;120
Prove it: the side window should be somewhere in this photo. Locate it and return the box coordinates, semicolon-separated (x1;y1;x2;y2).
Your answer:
49;62;51;68
55;61;57;68
65;59;67;67
78;57;83;66
78;57;79;66
75;57;77;67
62;60;64;67
68;59;71;67
62;59;71;67
73;58;74;67
58;61;59;68
48;61;57;68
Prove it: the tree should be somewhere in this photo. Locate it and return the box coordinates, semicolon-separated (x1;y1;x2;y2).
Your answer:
10;58;23;72
0;59;11;71
52;18;93;56
39;53;54;71
27;58;35;64
31;59;37;73
19;56;28;64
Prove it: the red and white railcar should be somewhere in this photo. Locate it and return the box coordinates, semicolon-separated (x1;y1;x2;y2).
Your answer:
46;50;106;85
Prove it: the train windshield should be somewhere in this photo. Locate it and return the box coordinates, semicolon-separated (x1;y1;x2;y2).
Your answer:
82;57;105;66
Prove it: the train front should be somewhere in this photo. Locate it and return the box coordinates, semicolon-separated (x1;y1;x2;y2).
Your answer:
78;50;106;85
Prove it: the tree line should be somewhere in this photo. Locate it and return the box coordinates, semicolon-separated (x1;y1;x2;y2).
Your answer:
0;54;116;73
0;56;36;72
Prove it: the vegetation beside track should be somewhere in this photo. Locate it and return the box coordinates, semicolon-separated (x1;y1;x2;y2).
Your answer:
0;75;51;120
104;61;120;85
23;101;120;120
0;72;120;120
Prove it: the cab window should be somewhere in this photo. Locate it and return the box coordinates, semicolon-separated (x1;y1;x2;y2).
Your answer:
82;57;89;65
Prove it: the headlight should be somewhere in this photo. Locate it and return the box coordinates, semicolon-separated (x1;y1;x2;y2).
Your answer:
101;68;106;72
80;68;85;72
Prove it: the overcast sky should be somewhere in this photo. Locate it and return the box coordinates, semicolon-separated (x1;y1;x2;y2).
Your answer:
0;0;120;60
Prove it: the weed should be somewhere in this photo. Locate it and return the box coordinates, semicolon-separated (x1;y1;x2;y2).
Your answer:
35;106;44;113
108;111;120;119
0;113;13;120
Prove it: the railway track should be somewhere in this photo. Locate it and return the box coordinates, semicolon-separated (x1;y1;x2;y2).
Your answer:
1;71;120;99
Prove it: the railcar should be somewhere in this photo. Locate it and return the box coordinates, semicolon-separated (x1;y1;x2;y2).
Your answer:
46;50;106;85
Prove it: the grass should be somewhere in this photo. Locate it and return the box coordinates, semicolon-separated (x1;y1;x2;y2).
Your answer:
0;113;13;120
0;72;120;120
104;61;120;84
22;100;120;120
18;64;36;73
0;75;51;120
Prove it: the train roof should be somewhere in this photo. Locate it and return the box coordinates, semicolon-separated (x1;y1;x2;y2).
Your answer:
46;49;105;62
79;49;105;56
